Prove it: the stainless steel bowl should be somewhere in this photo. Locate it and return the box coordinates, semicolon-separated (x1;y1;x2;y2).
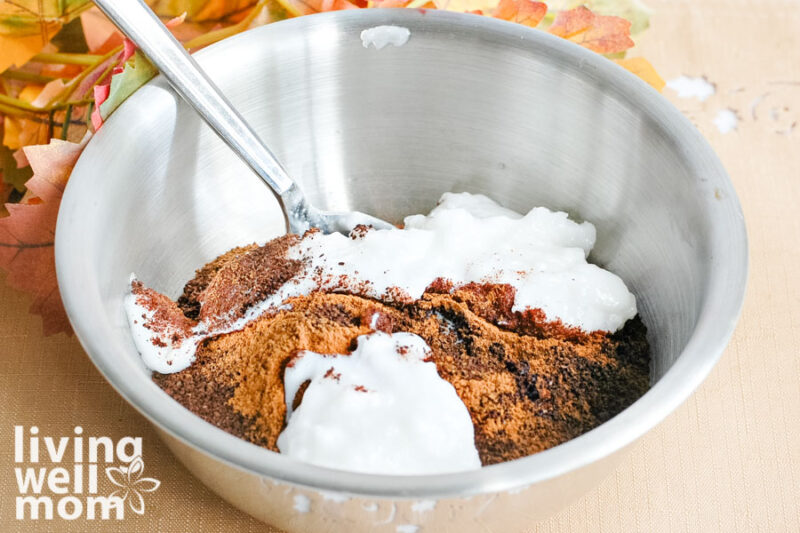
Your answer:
55;8;748;532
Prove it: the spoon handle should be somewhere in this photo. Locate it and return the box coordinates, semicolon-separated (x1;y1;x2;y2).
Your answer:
93;0;296;200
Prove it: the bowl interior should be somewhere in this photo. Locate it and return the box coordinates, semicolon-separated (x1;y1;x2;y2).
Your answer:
56;9;747;496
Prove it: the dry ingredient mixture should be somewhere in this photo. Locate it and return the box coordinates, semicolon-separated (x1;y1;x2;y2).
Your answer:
126;193;650;472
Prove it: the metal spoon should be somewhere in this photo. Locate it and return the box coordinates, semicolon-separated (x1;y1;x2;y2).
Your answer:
93;0;393;235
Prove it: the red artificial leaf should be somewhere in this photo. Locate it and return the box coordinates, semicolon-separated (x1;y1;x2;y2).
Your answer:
493;0;546;27
0;134;90;336
547;6;634;54
90;16;197;130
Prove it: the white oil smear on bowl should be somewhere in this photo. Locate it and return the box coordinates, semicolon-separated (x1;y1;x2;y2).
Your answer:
360;25;410;50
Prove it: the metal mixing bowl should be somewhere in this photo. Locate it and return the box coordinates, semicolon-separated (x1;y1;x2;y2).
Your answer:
55;9;748;532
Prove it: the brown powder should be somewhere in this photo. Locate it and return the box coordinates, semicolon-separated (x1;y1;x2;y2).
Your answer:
151;240;650;464
177;244;258;319
197;235;302;329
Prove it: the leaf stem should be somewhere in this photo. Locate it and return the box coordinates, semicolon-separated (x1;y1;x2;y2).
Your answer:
184;0;270;49
31;53;102;66
61;105;73;140
81;60;116;100
47;109;55;140
86;101;94;130
53;45;123;104
0;93;91;113
0;101;35;118
1;71;58;84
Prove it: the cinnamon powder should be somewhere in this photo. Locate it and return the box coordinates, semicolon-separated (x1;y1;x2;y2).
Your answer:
152;241;650;465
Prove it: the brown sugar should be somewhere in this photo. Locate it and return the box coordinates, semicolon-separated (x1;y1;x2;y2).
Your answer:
152;240;650;465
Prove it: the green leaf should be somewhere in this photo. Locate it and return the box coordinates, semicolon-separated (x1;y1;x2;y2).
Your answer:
0;144;33;192
50;17;89;53
98;51;157;121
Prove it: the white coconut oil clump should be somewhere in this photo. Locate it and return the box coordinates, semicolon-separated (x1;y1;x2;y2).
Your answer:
360;25;410;50
666;75;716;101
277;331;482;474
125;192;637;373
288;192;636;333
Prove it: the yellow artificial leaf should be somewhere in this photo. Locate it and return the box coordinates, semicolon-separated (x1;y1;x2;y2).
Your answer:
432;0;499;13
615;57;665;91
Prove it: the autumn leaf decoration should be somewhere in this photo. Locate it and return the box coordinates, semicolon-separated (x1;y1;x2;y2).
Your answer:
493;0;548;26
0;133;89;335
0;0;663;336
547;5;633;53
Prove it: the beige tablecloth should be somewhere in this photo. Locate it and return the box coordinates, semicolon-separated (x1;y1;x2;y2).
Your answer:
1;0;799;530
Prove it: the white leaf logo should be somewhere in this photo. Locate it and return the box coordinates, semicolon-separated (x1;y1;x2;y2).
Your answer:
105;456;160;515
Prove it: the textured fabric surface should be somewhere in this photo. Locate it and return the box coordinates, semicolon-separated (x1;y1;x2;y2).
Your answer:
1;0;799;530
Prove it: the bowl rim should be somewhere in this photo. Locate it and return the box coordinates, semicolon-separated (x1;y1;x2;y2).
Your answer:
56;8;749;498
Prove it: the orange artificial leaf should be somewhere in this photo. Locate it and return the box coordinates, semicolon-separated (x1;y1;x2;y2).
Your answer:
0;0;91;71
615;57;665;91
0;133;90;336
547;6;633;54
494;0;546;27
0;29;61;72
